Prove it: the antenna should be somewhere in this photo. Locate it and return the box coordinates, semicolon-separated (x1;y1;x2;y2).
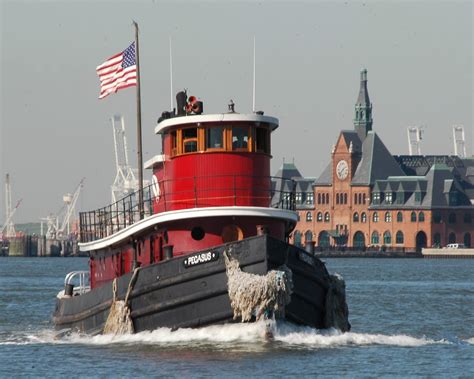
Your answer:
169;36;173;110
252;36;256;113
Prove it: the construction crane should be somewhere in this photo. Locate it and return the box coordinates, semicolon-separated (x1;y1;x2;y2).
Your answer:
452;125;466;158
41;178;85;239
2;174;21;239
407;126;424;156
110;115;139;203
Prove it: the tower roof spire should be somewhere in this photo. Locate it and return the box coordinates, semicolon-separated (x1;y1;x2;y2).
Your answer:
353;68;373;142
356;68;370;106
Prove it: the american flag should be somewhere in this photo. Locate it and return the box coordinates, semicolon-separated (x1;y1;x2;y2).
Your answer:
96;42;137;99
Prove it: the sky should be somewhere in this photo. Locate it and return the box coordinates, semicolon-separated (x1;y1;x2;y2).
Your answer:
0;0;472;224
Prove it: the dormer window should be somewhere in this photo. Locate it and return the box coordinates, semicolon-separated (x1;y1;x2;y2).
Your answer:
295;193;302;204
385;192;393;205
396;192;404;205
306;192;314;205
449;192;458;206
415;191;423;204
372;192;381;205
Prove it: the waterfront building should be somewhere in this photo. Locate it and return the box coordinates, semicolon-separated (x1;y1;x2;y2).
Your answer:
281;69;474;251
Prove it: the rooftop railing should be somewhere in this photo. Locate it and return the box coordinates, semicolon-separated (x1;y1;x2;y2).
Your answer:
79;174;296;243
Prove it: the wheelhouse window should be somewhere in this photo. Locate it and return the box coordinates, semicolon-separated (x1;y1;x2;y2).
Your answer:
206;127;224;150
255;127;269;154
182;128;198;153
232;126;249;151
171;130;177;156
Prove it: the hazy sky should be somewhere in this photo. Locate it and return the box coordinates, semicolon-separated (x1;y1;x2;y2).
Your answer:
1;0;472;224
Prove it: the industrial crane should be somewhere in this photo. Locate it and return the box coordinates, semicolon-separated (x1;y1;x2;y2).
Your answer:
1;173;22;239
41;178;85;240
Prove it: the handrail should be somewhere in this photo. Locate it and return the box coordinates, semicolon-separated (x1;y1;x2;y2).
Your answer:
79;174;296;243
64;271;90;295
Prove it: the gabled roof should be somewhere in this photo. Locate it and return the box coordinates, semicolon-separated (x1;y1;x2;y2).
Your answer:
352;131;405;185
273;162;302;179
315;161;333;186
340;131;362;152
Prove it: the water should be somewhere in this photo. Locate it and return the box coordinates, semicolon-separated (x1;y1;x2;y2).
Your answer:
1;257;473;377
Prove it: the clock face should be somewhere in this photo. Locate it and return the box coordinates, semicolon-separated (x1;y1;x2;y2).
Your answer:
336;160;349;180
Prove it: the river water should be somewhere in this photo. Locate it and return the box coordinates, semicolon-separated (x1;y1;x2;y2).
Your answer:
1;257;473;377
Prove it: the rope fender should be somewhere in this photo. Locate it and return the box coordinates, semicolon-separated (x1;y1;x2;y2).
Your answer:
103;267;140;335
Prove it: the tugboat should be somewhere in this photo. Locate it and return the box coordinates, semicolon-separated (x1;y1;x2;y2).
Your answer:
53;92;350;335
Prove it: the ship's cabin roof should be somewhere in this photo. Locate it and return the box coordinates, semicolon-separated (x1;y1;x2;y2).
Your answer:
155;113;279;135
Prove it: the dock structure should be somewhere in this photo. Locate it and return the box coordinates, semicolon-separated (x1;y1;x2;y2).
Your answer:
422;248;474;259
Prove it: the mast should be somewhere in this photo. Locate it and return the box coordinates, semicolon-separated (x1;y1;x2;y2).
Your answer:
169;36;174;111
133;21;144;220
252;36;256;113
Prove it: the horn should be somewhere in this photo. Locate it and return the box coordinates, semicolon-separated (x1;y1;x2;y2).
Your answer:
192;101;203;115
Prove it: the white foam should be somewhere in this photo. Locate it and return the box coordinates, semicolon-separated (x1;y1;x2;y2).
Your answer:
2;321;451;348
272;323;447;347
466;337;474;345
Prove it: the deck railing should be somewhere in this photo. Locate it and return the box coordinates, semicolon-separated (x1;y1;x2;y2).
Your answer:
79;175;296;243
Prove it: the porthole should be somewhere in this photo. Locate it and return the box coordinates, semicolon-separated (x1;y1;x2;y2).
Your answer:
191;226;205;241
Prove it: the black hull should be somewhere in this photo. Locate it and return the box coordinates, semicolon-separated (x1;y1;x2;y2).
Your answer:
53;235;336;335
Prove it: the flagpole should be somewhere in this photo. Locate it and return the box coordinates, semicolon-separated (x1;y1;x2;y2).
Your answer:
133;21;144;220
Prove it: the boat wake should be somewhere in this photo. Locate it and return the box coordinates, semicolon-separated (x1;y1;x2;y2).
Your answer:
1;321;459;349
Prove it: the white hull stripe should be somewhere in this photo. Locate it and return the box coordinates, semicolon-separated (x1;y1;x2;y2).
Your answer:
79;206;298;252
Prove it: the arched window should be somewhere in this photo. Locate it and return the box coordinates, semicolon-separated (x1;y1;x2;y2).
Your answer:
358;193;362;204
383;231;391;245
305;230;313;243
306;212;313;222
464;213;472;224
344;193;347;204
363;193;366;204
353;231;365;248
464;233;471;248
317;193;321;204
361;212;367;223
353;212;359;222
354;193;358;204
371;231;379;245
418;212;425;222
433;232;441;247
448;213;456;224
293;231;302;246
396;231;404;244
448;232;456;244
385;212;392;223
325;193;329;204
324;212;330;222
336;193;340;204
317;212;323;222
411;211;417;222
373;212;379;223
318;231;330;247
397;212;403;222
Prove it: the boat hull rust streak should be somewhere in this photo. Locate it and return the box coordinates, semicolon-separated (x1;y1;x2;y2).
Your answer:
53;235;332;334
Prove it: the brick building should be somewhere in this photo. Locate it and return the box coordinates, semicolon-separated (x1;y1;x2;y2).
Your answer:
277;69;474;251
